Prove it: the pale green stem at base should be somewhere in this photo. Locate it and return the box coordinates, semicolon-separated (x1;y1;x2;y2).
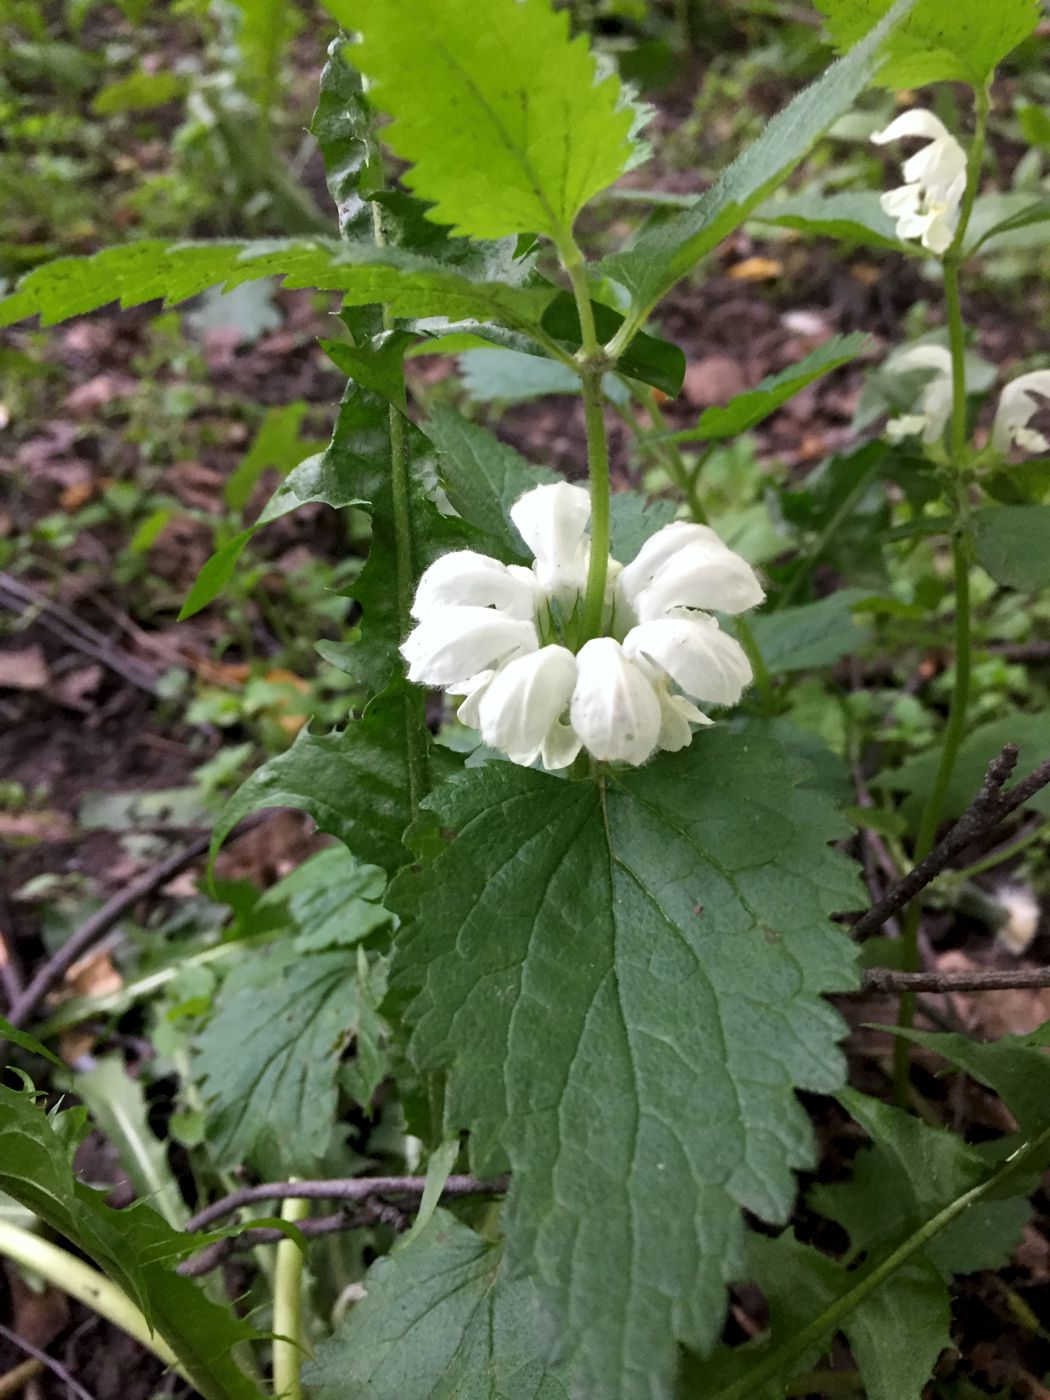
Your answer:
892;87;988;1101
709;1118;1050;1400
0;1220;183;1376
733;614;776;716
272;1195;311;1400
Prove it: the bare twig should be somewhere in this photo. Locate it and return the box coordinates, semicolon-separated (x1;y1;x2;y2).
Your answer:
0;1323;96;1400
178;1174;510;1278
183;1173;508;1234
4;816;266;1031
860;965;1050;995
0;572;159;696
850;746;1050;942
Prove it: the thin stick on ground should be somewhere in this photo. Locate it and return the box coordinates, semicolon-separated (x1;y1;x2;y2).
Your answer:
860;966;1050;995
0;1322;96;1400
4;814;267;1031
850;745;1050;943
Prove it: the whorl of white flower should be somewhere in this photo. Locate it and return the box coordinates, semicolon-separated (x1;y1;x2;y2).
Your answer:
871;109;967;256
994;884;1042;956
991;370;1050;456
400;482;764;770
884;344;954;445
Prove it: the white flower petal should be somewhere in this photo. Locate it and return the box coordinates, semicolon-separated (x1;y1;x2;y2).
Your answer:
871;108;953;147
448;669;495;729
992;370;1050;454
886;345;954;444
886;413;928;443
625;616;752;707
631;541;765;621
880;184;922;219
477;645;579;768
401;607;537;686
655;690;710;753
617;521;727;603
570;637;661;765
412;551;538;621
509;482;590;566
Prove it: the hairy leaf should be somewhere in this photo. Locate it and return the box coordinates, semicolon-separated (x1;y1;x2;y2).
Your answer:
0;239;551;334
304;1211;569;1399
973;506;1050;592
349;0;638;244
310;35;381;240
816;0;1040;86
0;1085;261;1400
195;947;381;1173
601;0;917;322
389;732;861;1399
748;590;872;674
754;190;906;251
211;699;415;878
682;334;870;442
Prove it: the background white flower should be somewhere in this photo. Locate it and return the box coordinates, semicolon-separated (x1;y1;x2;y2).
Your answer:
871;109;967;255
400;483;764;770
992;370;1050;455
884;344;954;445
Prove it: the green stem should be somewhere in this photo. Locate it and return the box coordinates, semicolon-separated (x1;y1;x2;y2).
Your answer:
371;197;428;813
950;819;1046;883
562;242;613;641
272;1195;310;1400
892;89;989;1100
0;1220;183;1376
709;1119;1050;1400
894;528;972;1100
733;614;776;715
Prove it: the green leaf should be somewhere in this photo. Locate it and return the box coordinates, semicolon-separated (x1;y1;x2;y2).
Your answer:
753;190;906;252
458;348;629;406
423;407;675;565
539;290;686;398
891;1027;1050;1138
224;402;315;512
389;732;862;1399
75;1056;185;1229
257;846;393;953
747;590;872;674
195;946;376;1173
91;69;184;115
179;532;254;620
816;0;1040;87
0;1015;65;1069
969;196;1050;252
601;0;918;322
0;1084;262;1400
211;699;415;878
680;334;869;442
973;506;1050;592
310;37;380;240
877;710;1050;819
349;0;638;244
0;239;551;335
303;1210;569;1399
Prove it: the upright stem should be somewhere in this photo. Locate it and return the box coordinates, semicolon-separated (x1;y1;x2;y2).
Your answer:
562;242;613;641
272;1195;310;1400
892;88;988;1099
371;202;427;812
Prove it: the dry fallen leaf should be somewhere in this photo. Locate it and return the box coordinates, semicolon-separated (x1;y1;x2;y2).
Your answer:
727;256;783;283
0;645;49;691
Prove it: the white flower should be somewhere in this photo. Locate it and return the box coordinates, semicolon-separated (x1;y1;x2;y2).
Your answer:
617;521;765;621
570;637;662;765
871;109;967;255
884;344;954;445
994;884;1042;956
477;646;580;770
992;370;1050;456
624;616;753;708
401;606;537;686
401;482;762;770
510;481;592;611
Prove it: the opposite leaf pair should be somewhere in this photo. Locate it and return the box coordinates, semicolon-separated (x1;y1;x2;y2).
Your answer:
401;483;764;769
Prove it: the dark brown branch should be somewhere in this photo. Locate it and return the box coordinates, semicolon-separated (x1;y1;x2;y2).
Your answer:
178;1174;510;1277
184;1173;508;1234
849;746;1050;942
859;965;1050;995
4;815;266;1031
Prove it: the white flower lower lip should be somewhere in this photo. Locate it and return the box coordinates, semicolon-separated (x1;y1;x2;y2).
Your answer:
570;637;662;765
477;645;580;769
624;616;752;707
871;108;966;256
992;370;1050;456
